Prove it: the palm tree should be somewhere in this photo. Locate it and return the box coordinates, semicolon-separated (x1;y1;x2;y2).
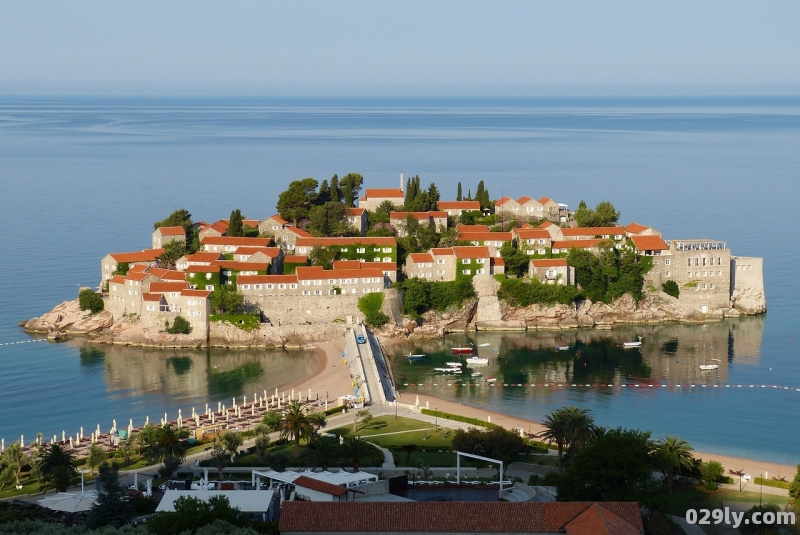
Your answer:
341;437;372;472
305;435;340;472
562;406;597;460
222;431;244;462
540;408;569;473
279;401;317;457
655;435;695;494
154;423;189;463
37;443;78;492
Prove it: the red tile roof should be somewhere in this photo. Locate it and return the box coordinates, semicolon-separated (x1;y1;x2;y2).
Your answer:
515;228;551;240
142;293;163;302
493;257;505;266
126;272;153;282
459;231;513;242
108;249;164;263
109;276;126;285
292;476;349;497
155;226;186;236
631;235;669;251
283;255;308;264
295;237;396;247
201;236;272;247
237;274;299;285
282;226;313;238
561;227;625;237
430;247;455;256
364;188;405;198
184;252;225;263
552;239;603;250
185;265;221;273
265;214;288;226
278;502;643;534
453;246;491;259
539;221;556;228
332;260;362;270
565;503;642;535
345;207;366;216
531;259;568;267
146;267;186;281
128;264;148;273
625;222;650;235
517;196;534;204
209;220;229;233
181;289;212;298
408;253;433;263
438;200;481;210
539;197;554;205
495;196;514;206
212;260;271;272
457;224;489;233
149;281;189;293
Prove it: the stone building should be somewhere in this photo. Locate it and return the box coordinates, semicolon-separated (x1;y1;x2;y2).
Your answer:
456;231;513;257
101;249;164;284
529;258;575;286
175;252;225;271
198;220;228;240
513;227;552;256
357;188;405;212
404;246;503;281
201;236;273;254
625;222;662;237
551;239;605;256
294;237;397;264
495;196;567;222
389;211;448;237
345;207;368;236
561;226;626;242
152;226;186;249
237;265;388;299
437;200;480;217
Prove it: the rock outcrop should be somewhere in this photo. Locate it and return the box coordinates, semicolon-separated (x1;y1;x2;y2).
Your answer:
731;285;767;315
22;299;113;336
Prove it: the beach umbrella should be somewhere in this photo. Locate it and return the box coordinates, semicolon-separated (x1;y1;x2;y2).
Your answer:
96;424;100;436
191;407;196;418
325;400;328;411
243;395;247;406
195;414;200;426
69;437;73;448
205;402;209;414
21;435;24;448
211;413;215;424
80;427;84;440
164;412;167;424
218;401;222;413
39;473;98;513
251;404;255;416
52;435;56;444
1;438;4;452
128;420;133;435
275;387;278;397
75;433;79;445
145;416;149;426
415;395;419;407
61;431;65;442
232;397;236;409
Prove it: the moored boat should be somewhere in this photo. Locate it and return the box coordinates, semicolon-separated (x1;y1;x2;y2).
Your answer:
556;346;570;351
478;343;491;348
622;341;642;348
451;347;473;355
405;354;426;361
700;359;721;371
466;356;489;366
486;376;497;383
445;362;463;367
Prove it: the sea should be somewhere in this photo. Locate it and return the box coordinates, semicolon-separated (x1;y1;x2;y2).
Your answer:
0;96;798;464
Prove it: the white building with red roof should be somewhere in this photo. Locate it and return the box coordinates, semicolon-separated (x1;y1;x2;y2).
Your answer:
389;211;448;237
201;236;273;253
456;230;514;257
529;258;575;286
357;187;405;212
405;246;503;281
438;200;481;217
101;249;165;283
345;207;368;236
495;195;568;222
294;237;397;263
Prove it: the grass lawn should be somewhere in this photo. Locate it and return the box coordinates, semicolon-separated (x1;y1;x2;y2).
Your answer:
663;482;790;516
330;416;433;438
210;313;261;331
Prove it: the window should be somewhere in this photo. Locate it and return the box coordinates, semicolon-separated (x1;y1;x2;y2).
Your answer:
437;269;445;275
225;270;232;276
463;259;471;264
687;271;691;277
242;284;251;290
278;284;286;289
476;258;486;264
290;284;298;289
665;259;671;265
146;304;155;311
301;280;311;286
302;290;310;295
313;280;322;285
695;258;699;266
539;249;545;255
476;269;485;275
718;257;722;266
383;257;392;263
717;270;721;276
462;269;471;275
382;247;392;253
710;283;714;289
702;257;706;266
341;248;348;252
207;284;214;291
702;271;706;277
266;284;274;289
254;284;262;290
702;284;707;289
665;271;670;277
357;248;365;253
688;259;692;267
206;273;212;280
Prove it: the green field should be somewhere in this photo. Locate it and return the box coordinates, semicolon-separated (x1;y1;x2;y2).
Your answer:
663;482;790;517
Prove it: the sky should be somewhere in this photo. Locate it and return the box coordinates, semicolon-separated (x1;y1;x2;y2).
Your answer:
1;1;799;96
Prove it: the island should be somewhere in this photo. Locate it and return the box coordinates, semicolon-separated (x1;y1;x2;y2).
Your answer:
22;173;766;348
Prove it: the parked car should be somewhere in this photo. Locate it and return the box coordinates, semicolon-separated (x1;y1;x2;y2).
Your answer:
356;335;366;344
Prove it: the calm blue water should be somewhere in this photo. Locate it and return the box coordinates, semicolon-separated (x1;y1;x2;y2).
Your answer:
0;96;798;463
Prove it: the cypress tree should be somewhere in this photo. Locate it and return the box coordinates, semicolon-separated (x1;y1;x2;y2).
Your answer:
330;174;341;203
457;182;463;201
228;209;243;237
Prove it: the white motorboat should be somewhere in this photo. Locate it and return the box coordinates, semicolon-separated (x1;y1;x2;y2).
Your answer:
405;354;426;361
466;356;489;366
478;343;491;348
471;371;483;378
434;367;462;373
623;341;642;348
445;362;463;368
700;359;721;371
556;346;570;351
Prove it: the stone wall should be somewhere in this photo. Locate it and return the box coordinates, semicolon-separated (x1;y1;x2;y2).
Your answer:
248;294;363;326
731;256;767;314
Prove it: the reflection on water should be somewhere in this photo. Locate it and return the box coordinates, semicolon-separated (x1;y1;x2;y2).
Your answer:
83;344;320;402
392;316;765;387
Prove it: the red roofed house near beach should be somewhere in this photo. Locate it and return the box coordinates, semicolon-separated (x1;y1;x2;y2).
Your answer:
529;258;575;286
357;187;405;212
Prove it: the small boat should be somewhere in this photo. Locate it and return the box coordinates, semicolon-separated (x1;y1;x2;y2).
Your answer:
478;343;491;348
434;367;462;373
700;359;721;371
623;341;642;348
451;347;474;355
445;362;463;368
486;376;497;383
466;356;489;366
556;346;570;351
405;354;426;361
471;371;483;378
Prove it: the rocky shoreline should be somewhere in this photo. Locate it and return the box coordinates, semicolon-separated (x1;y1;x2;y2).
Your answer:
22;275;766;348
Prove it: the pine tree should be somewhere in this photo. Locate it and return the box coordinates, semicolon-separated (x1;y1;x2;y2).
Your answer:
330;174;341;203
457;182;463;201
86;463;132;528
427;183;440;211
228;209;243;237
318;180;331;204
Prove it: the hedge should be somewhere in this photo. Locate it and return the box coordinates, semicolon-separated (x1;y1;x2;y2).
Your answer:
420;409;498;429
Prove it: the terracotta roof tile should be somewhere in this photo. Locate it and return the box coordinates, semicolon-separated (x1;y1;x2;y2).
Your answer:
180;289;212;298
185;265;221;273
345;207;366;216
517;196;534;204
430;247;455;256
531;259;568;267
459;231;513;242
184;252;226;263
155;226;186;236
279;502;643;533
265;214;288;226
201;236;272;247
457;224;489;233
109;276;126;284
296;266;385;281
332;260;362;270
625;222;650;234
142;293;163;302
561;227;625;237
495;196;514;206
146;267;186;281
493;257;505;266
108;249;164;263
565;503;642;535
515;228;551;239
149;281;189;293
453;246;491;259
408;253;434;263
128;264;148;273
126;272;153;282
538;197;554;205
364;188;405;198
552;239;603;250
293;476;349;497
212;261;271;272
630;235;668;251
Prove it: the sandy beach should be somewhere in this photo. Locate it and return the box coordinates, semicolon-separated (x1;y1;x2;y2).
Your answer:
410;392;796;480
285;339;356;404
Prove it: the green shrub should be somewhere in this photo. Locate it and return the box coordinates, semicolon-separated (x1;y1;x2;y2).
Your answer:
700;460;724;490
358;293;389;327
400;278;475;318
662;280;680;298
324;405;347;416
79;288;104;313
166;316;192;334
498;278;581;307
420;409;497;429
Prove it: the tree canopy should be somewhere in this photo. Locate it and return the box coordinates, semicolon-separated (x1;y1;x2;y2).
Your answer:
227;209;244;237
339;173;364;207
573;200;621;227
276;178;319;224
567;247;646;303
